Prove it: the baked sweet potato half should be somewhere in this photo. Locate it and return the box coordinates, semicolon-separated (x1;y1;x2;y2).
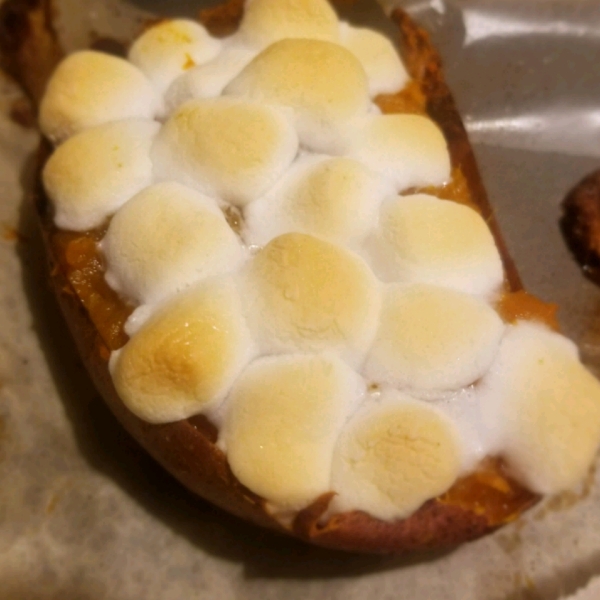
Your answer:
3;0;600;554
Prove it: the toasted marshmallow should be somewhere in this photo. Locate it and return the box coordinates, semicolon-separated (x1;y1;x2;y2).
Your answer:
239;0;340;49
348;114;450;191
340;23;409;97
165;43;257;112
241;233;381;364
480;322;600;494
245;156;392;247
221;354;364;510
42;119;159;231
368;194;504;296
365;284;504;392
39;51;157;144
330;390;462;521
152;98;298;206
102;182;244;304
225;39;370;154
128;19;221;95
111;279;256;424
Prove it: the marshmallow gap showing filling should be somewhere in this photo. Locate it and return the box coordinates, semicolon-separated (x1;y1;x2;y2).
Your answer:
42;119;160;231
239;0;340;49
241;233;381;364
128;19;221;95
245;156;393;247
39;51;158;144
340;23;409;96
222;354;364;510
369;194;504;296
152;98;299;206
102;182;245;305
331;390;463;521
349;114;451;192
365;283;505;392
111;279;256;424
225;39;370;154
480;322;600;494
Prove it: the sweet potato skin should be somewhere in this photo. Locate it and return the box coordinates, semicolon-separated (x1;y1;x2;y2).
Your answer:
5;0;537;553
561;169;600;284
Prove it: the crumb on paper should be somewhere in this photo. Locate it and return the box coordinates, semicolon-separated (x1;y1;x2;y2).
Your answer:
1;223;29;243
9;96;36;128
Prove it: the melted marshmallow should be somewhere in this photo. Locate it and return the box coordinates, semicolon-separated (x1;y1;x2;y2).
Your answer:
40;2;600;521
244;155;393;247
330;390;462;521
348;114;451;191
225;39;370;154
39;51;158;144
42;119;159;231
152;98;299;206
111;279;256;424
128;19;221;95
165;43;257;112
239;0;340;49
340;23;409;97
221;354;364;510
241;233;381;365
365;283;504;392
102;182;245;305
368;194;504;296
480;322;600;494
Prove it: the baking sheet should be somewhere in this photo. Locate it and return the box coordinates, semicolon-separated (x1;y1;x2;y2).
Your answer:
1;0;600;598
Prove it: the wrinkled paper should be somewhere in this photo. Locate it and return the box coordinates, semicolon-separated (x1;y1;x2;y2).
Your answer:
1;1;600;598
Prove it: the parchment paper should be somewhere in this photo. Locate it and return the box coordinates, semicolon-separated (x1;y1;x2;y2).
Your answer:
1;1;600;598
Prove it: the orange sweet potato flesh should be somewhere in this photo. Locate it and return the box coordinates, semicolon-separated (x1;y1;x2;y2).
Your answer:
1;0;544;553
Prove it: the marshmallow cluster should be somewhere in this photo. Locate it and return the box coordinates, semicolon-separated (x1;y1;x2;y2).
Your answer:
330;391;463;520
102;182;245;304
39;51;159;144
240;233;381;364
368;194;504;296
222;354;363;510
152;98;299;206
111;279;256;424
128;19;221;95
43;120;160;231
245;156;393;247
365;284;504;392
40;0;600;523
224;38;371;153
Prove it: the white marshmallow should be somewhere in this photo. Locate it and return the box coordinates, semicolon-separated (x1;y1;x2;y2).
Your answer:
128;19;221;95
152;98;299;206
165;43;257;112
429;386;488;472
348;114;451;192
39;51;158;144
225;39;370;154
330;390;462;521
480;322;600;494
340;23;409;97
365;283;504;392
244;155;393;247
221;354;364;510
111;279;256;424
239;0;340;49
42;119;159;231
241;233;381;365
367;194;504;296
102;182;244;305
